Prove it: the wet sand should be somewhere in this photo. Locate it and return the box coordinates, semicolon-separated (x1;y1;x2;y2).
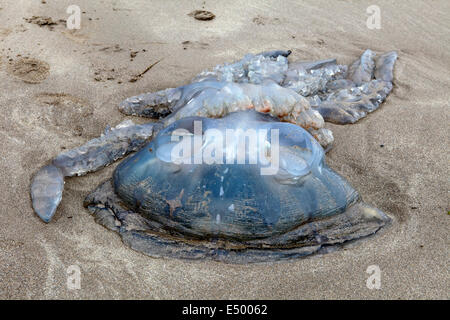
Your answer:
0;0;448;299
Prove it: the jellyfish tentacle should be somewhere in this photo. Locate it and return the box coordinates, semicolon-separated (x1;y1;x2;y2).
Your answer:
257;49;292;58
117;50;396;147
374;51;398;82
314;78;393;124
31;165;64;223
286;58;337;73
31;120;157;223
309;50;396;124
347;49;376;85
118;87;182;119
282;61;348;96
161;81;333;148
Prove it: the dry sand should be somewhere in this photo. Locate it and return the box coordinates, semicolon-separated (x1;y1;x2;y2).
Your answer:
0;0;448;299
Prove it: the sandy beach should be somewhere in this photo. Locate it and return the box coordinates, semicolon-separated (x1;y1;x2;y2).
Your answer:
0;0;448;299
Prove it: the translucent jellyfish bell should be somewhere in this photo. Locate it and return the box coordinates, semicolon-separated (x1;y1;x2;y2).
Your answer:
84;110;389;263
153;110;323;181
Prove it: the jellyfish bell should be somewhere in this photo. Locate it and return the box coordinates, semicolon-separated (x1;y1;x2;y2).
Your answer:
84;111;390;263
31;49;397;262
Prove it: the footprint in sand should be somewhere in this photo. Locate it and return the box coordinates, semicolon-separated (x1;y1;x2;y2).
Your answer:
33;93;95;137
7;57;50;83
252;15;281;26
181;40;209;50
0;27;12;39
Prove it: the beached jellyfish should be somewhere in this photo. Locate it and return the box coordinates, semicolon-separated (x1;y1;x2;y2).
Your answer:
31;49;396;262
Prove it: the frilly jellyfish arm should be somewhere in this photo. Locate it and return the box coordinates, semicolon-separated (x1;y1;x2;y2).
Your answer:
30;165;64;223
315;80;393;124
346;49;376;85
311;50;397;124
285;58;337;73
117;51;292;119
193;51;290;84
118;87;182;118
31;120;156;222
116;49;395;143
162;81;333;148
282;62;348;96
52;120;156;176
257;49;292;58
374;51;398;82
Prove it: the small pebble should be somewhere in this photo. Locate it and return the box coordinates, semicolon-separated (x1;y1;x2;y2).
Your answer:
188;10;215;21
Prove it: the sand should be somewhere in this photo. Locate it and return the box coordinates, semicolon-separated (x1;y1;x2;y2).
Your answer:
0;0;448;299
